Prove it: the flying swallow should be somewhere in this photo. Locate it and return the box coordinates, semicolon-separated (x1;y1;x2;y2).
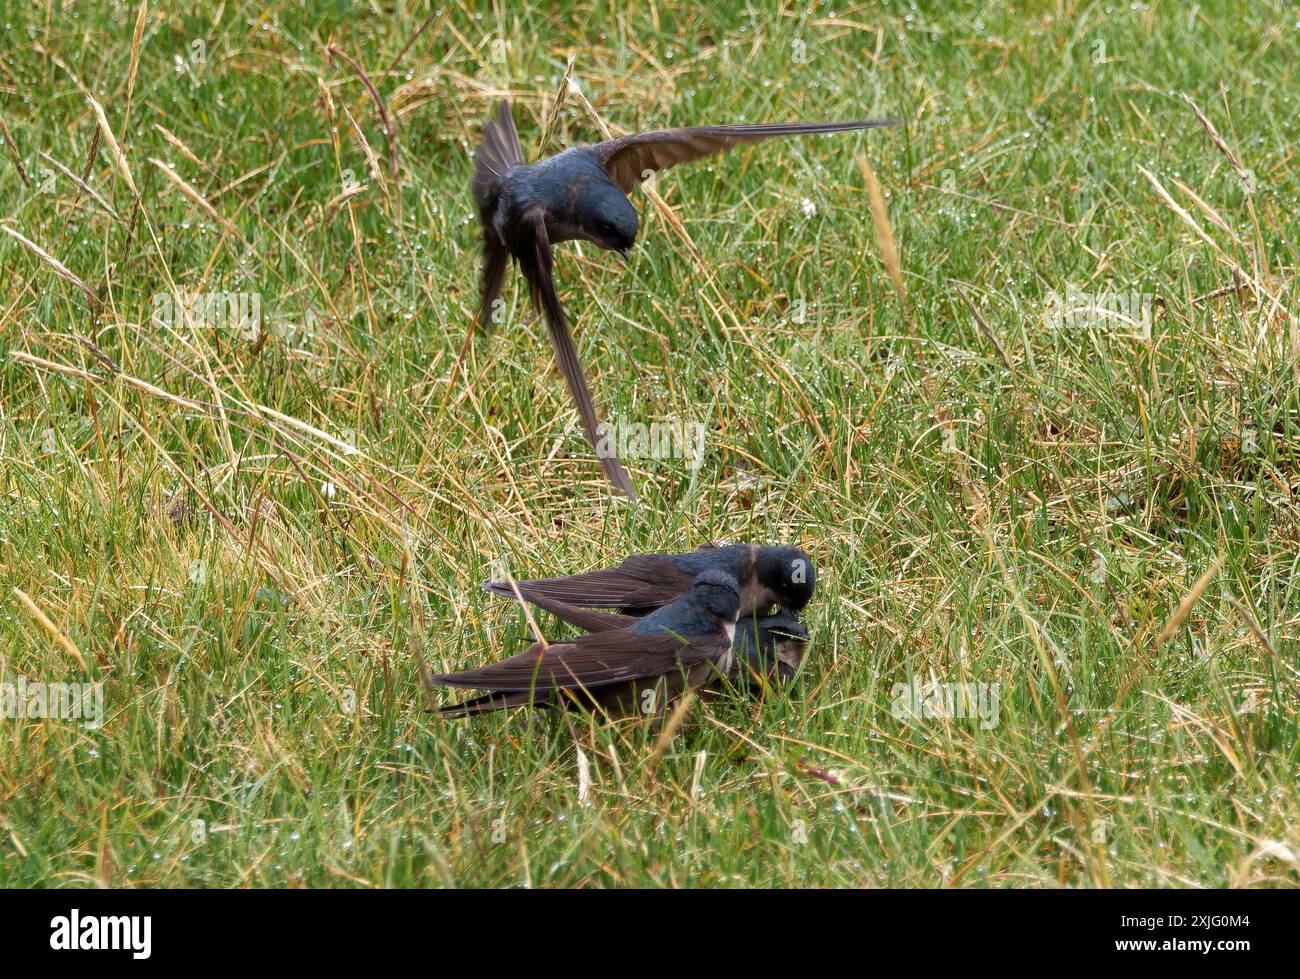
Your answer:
434;569;741;718
486;580;810;687
481;543;815;619
472;101;898;498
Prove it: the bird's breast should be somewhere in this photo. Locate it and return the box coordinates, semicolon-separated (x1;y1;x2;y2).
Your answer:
738;578;773;616
717;646;735;676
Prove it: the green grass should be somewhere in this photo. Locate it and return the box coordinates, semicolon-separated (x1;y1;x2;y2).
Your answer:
1;0;1297;887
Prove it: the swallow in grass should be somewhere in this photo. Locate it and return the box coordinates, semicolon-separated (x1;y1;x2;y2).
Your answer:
472;101;898;499
481;543;815;620
731;607;809;686
434;569;741;718
487;580;810;687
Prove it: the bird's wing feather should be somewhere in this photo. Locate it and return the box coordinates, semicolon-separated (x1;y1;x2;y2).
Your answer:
483;554;694;612
472;101;526;215
472;103;524;332
507;584;639;632
438;671;688;717
513;204;637;499
593;119;899;194
432;626;728;693
438;689;543;718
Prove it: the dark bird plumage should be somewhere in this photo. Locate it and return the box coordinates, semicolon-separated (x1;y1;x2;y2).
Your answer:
485;579;810;686
731;607;809;685
481;543;815;619
434;570;741;718
471;102;898;499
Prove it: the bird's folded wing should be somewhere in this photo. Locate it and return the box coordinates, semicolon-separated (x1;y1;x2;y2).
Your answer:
504;583;638;632
483;554;694;611
438;689;542;718
513;205;637;500
594;119;899;194
431;626;728;693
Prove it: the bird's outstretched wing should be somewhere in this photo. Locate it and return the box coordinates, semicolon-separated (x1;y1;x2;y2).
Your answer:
473;102;526;332
482;553;695;614
472;101;524;215
593;118;900;194
513;204;637;499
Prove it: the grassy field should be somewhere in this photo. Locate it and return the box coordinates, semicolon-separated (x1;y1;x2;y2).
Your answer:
1;0;1297;888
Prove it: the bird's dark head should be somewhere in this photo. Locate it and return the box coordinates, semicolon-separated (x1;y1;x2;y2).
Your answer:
737;609;809;682
761;608;809;643
766;610;810;680
689;569;741;619
756;546;816;613
580;182;638;257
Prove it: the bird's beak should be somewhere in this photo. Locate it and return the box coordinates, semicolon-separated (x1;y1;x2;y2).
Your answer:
616;247;631;263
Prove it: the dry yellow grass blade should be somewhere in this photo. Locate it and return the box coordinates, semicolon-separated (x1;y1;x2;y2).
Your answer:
38;151;121;222
1137;164;1290;335
153;123;204;168
498;574;549;651
857;152;906;303
1146;690;1242;776
87;95;138;197
1231;595;1278;659
126;2;148;109
538;53;575;154
324;182;368;220
1138;165;1232;263
646;689;696;771
10;349;365;466
342;107;385;191
8;351;98;382
250;403;363;458
0;225;95;301
324;40;399;179
576;745;592;803
12;587;89;671
1154;555;1225;648
95;805;113;887
148;157;238;236
1183;95;1252;189
1244;840;1299;871
1172;176;1239;240
690;748;706;802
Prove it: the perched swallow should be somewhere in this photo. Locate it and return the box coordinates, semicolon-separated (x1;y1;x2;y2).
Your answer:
434;569;741;718
472;102;898;498
486;580;810;686
481;543;815;619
